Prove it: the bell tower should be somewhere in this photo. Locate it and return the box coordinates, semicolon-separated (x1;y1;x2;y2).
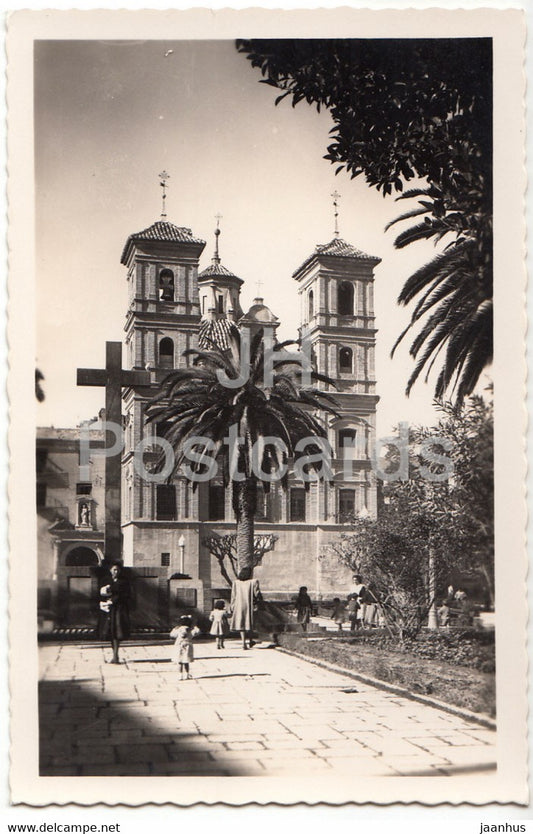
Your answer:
122;221;206;377
120;178;206;579
293;222;381;521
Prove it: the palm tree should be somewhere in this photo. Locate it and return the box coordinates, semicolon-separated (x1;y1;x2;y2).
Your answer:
146;327;338;575
387;184;492;404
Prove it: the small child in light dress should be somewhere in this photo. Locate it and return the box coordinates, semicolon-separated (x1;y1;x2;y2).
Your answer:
331;597;346;632
209;599;230;649
170;615;200;680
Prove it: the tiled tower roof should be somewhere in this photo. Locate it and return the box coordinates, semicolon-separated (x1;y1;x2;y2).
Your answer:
293;237;380;277
198;262;243;285
121;221;205;264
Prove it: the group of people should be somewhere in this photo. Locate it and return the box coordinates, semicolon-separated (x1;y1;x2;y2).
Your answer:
98;563;262;673
98;563;475;672
295;574;380;634
437;585;472;628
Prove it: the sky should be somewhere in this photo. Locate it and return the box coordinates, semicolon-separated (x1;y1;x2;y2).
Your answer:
34;39;490;437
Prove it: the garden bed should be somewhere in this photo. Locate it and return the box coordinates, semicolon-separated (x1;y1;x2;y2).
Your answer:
277;629;495;717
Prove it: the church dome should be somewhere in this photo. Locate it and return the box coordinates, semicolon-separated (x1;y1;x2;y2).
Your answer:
198;317;234;351
121;220;205;264
239;298;279;326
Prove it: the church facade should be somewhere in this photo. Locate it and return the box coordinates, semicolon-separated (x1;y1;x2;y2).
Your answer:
37;214;381;629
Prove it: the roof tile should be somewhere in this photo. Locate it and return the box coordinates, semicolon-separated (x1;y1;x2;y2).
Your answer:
293;237;380;276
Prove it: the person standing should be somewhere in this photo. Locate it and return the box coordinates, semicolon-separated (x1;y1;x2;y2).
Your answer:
295;586;313;632
230;567;261;649
171;615;201;679
347;594;360;632
209;599;230;649
98;562;131;664
349;574;367;629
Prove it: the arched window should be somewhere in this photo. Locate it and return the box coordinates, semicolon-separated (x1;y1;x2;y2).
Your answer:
217;295;224;314
159;268;174;301
338;281;354;316
339;428;357;459
308;290;314;321
65;547;99;567
159;337;174;369
339;346;353;373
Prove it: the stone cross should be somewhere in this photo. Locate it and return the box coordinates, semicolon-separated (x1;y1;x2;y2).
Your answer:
77;342;150;563
331;189;341;238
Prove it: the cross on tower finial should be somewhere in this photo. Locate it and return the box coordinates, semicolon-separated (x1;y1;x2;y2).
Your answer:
213;213;223;264
331;189;341;238
255;279;264;298
159;170;170;219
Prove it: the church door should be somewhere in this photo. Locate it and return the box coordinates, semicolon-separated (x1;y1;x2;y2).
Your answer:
63;546;100;626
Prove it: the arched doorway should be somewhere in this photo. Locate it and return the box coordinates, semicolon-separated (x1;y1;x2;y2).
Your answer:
63;545;100;625
65;546;99;567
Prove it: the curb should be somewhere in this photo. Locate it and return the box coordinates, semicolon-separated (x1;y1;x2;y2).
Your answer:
276;646;496;730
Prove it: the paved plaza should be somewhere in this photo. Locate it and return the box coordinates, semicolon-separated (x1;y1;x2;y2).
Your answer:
39;638;496;777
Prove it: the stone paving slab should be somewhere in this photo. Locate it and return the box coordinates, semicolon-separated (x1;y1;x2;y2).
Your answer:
39;639;496;778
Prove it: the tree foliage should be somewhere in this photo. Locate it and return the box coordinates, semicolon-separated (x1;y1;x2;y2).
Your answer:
236;39;492;403
329;396;494;639
147;326;338;574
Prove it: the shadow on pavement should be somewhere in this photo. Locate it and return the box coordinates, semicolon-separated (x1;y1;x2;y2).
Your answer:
195;672;271;680
387;761;497;777
39;678;253;776
129;658;173;664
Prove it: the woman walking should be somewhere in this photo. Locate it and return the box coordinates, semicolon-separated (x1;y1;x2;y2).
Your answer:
230;567;261;649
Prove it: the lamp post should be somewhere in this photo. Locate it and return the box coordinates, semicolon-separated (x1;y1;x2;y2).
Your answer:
178;534;185;575
427;542;438;629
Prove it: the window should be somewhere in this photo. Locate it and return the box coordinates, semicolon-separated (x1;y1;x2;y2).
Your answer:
36;449;48;474
159;269;174;301
339;347;353;374
156;485;176;520
76;482;92;496
161;552;170;567
217;295;224;314
159;337;174;370
290;488;306;522
308;289;314;321
208;485;225;521
339;429;357;459
338;282;354;316
339;489;356;522
255;484;268;520
36;483;47;508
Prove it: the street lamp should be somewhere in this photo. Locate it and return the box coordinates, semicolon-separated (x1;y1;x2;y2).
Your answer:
178;534;185;575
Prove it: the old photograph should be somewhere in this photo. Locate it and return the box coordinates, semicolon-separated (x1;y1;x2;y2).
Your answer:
7;8;527;806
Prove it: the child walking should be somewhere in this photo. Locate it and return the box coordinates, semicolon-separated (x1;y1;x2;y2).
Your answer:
170;615;200;680
331;597;346;632
209;599;230;649
295;586;313;633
